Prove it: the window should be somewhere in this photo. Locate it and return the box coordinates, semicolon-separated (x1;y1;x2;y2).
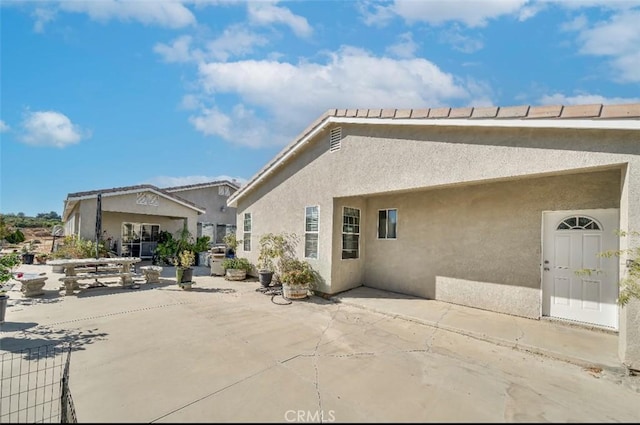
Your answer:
305;206;319;258
378;209;397;239
218;186;231;197
243;213;252;251
556;216;601;230
342;207;360;259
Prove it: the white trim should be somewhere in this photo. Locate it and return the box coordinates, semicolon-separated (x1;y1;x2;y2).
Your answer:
304;205;320;259
341;206;361;260
227;114;639;208
331;116;640;130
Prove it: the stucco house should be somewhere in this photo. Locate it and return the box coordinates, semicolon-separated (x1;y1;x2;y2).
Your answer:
227;103;640;368
164;180;240;245
62;180;238;258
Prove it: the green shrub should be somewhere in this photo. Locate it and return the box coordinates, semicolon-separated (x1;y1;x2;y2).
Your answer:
221;257;253;272
50;236;107;259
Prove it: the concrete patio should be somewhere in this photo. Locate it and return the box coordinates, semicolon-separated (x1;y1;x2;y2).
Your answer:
0;262;638;422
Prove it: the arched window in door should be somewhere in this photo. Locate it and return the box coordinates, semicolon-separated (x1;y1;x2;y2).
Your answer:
556;216;602;230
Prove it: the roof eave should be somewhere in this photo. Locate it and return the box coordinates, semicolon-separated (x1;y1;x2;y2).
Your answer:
227;112;640;208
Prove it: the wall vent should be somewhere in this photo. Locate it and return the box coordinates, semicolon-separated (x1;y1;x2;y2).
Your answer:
329;127;342;152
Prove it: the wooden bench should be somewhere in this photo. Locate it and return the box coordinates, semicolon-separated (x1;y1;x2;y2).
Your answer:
59;272;141;295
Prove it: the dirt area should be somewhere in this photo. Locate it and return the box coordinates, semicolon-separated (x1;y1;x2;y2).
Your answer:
3;228;55;254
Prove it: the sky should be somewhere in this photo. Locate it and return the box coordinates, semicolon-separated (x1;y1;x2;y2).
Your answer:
1;0;640;217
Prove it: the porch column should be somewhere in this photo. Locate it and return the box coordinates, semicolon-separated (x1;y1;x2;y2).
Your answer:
619;163;640;370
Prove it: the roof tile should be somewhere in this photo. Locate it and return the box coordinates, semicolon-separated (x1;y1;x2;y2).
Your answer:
599;103;640;119
497;105;530;118
356;109;368;118
345;109;358;117
381;109;396;118
336;109;347;117
367;109;382;118
471;106;498;119
561;104;602;118
411;109;430;118
449;107;473;118
527;105;563;119
428;107;451;118
395;109;412;119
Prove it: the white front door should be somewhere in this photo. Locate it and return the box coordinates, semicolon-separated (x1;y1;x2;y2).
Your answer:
542;209;619;329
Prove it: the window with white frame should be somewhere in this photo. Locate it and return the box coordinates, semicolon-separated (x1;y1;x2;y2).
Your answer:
342;207;360;259
243;213;252;251
378;209;397;239
305;206;319;258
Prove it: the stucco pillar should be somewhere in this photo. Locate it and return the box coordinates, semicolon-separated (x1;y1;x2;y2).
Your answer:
619;164;640;370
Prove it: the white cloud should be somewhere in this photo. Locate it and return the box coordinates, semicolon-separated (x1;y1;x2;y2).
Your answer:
439;25;484;53
32;7;57;33
538;93;640;105
21;111;89;148
385;32;419;58
58;0;196;28
189;104;277;148
570;10;640;82
154;35;197;63
206;25;269;61
190;46;481;147
148;174;247;188
180;94;202;110
362;0;532;28
247;1;312;37
0;120;10;133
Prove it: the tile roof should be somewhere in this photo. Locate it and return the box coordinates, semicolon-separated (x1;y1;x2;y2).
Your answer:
163;179;240;192
328;103;640;120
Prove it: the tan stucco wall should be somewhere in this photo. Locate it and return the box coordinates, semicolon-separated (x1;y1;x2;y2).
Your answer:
362;169;621;318
168;185;237;226
234;123;640;366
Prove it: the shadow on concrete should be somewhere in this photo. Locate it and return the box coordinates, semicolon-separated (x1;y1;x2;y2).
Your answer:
0;325;109;358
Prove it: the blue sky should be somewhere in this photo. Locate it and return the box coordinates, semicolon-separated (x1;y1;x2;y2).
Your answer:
2;0;640;217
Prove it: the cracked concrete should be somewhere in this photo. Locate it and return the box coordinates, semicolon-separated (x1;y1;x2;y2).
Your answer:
1;263;639;422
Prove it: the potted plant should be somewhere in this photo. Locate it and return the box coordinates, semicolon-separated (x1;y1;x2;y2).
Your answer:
221;257;252;281
173;250;195;290
35;252;49;264
194;236;211;266
257;232;295;287
279;257;315;300
1;252;21;323
222;232;240;258
20;242;36;265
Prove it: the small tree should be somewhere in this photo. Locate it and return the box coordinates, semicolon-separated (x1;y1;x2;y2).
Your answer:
1;252;21;292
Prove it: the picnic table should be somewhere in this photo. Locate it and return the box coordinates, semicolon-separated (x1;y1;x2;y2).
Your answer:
48;257;142;295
